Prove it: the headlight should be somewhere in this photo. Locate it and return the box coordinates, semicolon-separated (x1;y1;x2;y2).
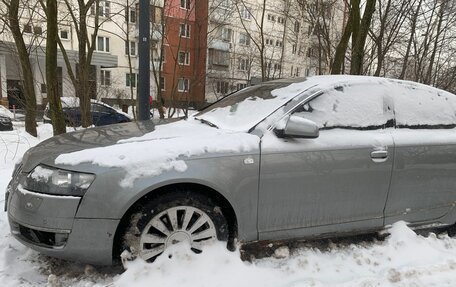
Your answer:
24;165;95;196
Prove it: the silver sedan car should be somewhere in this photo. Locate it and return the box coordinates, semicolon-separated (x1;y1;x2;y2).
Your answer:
6;75;456;265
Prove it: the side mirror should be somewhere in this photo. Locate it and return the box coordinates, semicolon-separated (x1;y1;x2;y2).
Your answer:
283;115;319;138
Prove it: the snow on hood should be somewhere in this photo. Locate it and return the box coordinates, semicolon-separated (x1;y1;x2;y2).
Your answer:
55;119;260;187
115;221;456;287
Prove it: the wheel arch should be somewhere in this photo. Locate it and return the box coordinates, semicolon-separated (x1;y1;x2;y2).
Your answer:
112;181;239;262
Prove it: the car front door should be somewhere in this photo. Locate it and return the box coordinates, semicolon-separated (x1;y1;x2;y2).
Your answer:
385;84;456;225
258;83;395;240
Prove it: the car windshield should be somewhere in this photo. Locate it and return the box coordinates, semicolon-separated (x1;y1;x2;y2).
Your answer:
195;78;311;132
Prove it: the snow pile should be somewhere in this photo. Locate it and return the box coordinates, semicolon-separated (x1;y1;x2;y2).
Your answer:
116;221;456;287
55;119;260;187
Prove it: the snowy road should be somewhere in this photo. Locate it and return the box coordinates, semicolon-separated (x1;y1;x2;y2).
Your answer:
1;124;456;287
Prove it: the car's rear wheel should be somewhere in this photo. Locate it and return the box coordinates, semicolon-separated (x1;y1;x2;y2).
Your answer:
121;192;229;262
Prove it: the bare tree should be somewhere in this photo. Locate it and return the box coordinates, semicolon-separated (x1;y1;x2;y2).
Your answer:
1;0;38;136
57;0;101;128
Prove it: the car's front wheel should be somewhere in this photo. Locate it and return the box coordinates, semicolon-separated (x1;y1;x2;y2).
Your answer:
121;191;229;262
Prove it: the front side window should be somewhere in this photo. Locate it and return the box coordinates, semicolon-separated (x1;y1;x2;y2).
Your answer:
293;84;392;130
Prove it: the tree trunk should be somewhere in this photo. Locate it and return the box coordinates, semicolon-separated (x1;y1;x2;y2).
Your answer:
424;1;446;85
400;0;422;80
8;0;37;136
46;0;66;135
331;1;354;74
77;11;92;127
350;0;376;75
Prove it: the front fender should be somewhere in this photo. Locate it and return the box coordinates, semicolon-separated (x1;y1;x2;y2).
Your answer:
75;153;260;241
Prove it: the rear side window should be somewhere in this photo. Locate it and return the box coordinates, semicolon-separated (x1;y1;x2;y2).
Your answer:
293;83;393;130
392;83;456;128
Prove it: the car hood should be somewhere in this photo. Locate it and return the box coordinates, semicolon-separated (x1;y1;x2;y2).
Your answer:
21;118;260;178
21;120;165;172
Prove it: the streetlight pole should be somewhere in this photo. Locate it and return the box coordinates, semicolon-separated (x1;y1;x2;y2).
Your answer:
138;0;151;120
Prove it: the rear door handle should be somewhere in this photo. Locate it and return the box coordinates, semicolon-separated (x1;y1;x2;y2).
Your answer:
371;150;388;161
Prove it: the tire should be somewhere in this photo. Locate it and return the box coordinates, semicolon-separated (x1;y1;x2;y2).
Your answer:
121;191;229;262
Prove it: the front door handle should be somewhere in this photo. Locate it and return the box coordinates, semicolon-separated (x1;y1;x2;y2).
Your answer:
371;150;388;162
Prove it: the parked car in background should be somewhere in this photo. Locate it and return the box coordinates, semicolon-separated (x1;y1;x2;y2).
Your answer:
43;97;131;127
0;116;13;131
6;76;456;265
0;106;13;131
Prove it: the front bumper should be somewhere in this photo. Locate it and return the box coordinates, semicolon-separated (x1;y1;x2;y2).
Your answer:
6;182;119;265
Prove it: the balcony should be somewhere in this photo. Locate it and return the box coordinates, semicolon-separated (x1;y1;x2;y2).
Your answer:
208;39;231;52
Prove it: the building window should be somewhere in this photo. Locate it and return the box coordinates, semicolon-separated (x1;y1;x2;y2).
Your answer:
100;70;111;86
239;33;250;45
209;49;230;67
126;73;137;87
100;1;111;17
60;30;69;40
126;7;136;23
23;24;32;33
125;41;136;56
236;83;247;90
239;5;251;20
307;47;316;58
33;26;43;35
91;1;110;17
265;38;273;46
160;76;165;91
161;47;166;62
178;51;190;65
294;21;301;33
278;17;285;24
292;44;297;54
178;78;190;92
180;23;191;38
220;0;231;8
97;36;110;52
274;63;281;71
267;14;275;22
238;58;249;71
275;40;283;47
292;67;300;77
216;81;229;95
180;0;190;9
220;27;232;42
41;83;47;93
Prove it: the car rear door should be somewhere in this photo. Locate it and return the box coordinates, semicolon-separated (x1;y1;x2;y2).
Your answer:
258;82;395;240
384;84;456;225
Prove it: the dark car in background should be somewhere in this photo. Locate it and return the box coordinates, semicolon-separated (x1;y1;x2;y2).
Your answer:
0;116;13;131
43;98;131;127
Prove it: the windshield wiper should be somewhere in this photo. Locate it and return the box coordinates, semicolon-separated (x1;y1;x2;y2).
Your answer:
195;117;219;129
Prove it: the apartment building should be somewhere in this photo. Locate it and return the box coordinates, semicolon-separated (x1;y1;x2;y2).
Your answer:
0;0;344;110
205;0;345;102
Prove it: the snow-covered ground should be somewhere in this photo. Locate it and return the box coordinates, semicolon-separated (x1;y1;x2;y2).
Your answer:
1;124;456;287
